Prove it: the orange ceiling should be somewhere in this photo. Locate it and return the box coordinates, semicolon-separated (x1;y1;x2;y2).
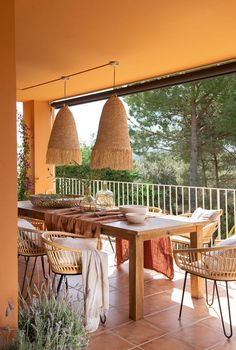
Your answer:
15;0;236;102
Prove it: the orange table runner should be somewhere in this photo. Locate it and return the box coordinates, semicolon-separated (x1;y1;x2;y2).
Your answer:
45;208;174;279
45;208;124;237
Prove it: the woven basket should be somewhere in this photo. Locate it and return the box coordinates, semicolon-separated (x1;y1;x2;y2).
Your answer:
30;194;82;208
46;106;82;165
91;96;133;170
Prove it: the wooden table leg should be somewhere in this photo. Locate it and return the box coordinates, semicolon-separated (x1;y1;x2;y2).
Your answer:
190;224;204;298
129;235;144;320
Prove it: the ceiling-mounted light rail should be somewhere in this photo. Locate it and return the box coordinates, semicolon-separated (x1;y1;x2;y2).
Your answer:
50;59;236;109
20;61;117;91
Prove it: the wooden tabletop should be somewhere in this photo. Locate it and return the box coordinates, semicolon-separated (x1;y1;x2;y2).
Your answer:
18;200;54;220
101;215;209;240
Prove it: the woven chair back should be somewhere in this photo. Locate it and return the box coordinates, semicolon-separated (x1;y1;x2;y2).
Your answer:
174;245;236;281
42;231;99;275
18;227;45;257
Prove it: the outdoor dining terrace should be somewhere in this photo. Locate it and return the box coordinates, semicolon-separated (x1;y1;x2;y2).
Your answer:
18;232;236;350
3;2;236;348
14;177;236;348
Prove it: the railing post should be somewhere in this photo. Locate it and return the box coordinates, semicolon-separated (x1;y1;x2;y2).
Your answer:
146;184;149;207
169;185;172;215
217;189;221;240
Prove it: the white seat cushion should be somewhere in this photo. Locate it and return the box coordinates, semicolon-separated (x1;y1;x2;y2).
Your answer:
54;237;97;250
218;235;236;247
18;218;35;230
53;237;98;266
192;208;221;222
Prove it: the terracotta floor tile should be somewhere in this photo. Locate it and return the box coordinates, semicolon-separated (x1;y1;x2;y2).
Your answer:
109;275;129;289
173;323;225;348
144;285;159;297
87;330;134;350
144;290;179;315
200;316;236;335
209;338;236;349
113;319;165;345
104;307;131;329
145;308;194;332
145;277;175;292
109;289;129;307
140;334;199;350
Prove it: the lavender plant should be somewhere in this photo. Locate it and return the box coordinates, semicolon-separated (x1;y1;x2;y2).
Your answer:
3;285;88;350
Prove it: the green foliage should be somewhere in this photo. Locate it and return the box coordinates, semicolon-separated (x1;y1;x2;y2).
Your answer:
56;144;139;183
125;75;236;188
2;286;87;350
17;113;32;200
135;153;187;185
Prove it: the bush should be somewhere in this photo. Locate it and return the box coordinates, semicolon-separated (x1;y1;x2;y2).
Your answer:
2;285;88;350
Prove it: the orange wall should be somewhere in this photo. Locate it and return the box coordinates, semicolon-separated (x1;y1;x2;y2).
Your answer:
23;101;54;194
0;0;18;329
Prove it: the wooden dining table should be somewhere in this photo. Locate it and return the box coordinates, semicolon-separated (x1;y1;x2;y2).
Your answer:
18;200;207;321
101;216;207;320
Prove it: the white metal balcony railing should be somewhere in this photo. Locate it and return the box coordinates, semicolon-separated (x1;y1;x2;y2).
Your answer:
55;177;236;240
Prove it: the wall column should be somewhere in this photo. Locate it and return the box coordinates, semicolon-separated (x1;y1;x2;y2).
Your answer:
23;101;54;194
0;0;18;330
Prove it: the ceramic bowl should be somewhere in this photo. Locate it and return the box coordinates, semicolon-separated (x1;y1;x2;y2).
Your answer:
119;205;148;215
125;213;146;224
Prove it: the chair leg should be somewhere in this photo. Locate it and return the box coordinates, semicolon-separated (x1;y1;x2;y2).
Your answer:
205;279;216;306
100;314;107;324
108;236;115;253
56;275;64;295
179;271;188;320
52;273;57;290
215;281;233;339
21;257;30;294
41;256;47;280
65;276;68;291
29;257;38;288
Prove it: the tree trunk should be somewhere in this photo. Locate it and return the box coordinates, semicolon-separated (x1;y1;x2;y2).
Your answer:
189;101;198;187
201;157;208;187
213;152;220;187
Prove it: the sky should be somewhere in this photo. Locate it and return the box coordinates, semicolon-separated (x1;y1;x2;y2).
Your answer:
67;100;106;145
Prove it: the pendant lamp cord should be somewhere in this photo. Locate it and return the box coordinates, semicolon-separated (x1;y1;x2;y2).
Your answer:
110;61;119;96
62;76;69;106
113;64;116;90
64;78;67;98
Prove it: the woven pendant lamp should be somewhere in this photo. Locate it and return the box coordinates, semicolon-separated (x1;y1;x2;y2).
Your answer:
46;105;82;165
91;95;133;170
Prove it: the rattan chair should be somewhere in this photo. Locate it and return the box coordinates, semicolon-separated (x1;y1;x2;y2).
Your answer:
174;245;236;339
18;217;47;294
42;231;99;294
19;216;46;230
171;209;223;248
148;207;162;214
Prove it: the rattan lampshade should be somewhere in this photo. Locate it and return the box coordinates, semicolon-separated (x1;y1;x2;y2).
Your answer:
91;95;133;170
46;106;82;165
